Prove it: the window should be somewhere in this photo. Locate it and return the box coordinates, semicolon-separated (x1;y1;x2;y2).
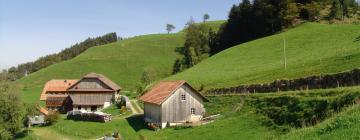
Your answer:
191;108;195;114
181;93;186;101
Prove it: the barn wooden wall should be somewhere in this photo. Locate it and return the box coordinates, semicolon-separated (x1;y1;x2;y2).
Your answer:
161;85;205;123
144;102;161;123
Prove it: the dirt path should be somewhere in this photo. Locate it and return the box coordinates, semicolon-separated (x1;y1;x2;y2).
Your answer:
130;100;143;114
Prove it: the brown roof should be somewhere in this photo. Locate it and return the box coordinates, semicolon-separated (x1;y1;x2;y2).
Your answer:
69;72;121;91
46;94;69;107
40;80;78;100
70;94;112;105
37;107;49;116
139;80;207;105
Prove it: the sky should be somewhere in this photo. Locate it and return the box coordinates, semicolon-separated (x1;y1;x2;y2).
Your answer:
0;0;240;70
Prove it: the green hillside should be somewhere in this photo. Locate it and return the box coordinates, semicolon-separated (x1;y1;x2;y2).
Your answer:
281;104;360;140
168;23;360;89
17;21;225;104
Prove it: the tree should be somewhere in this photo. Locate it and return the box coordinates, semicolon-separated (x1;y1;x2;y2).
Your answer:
181;18;212;68
329;0;341;19
283;2;300;26
166;24;176;34
140;71;151;86
203;14;210;22
172;58;182;74
0;82;25;139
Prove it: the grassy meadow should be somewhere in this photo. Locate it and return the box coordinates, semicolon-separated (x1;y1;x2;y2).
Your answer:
168;22;360;89
17;21;225;104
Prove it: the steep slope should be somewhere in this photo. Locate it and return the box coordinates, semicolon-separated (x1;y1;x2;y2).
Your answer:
168;23;360;89
17;20;225;103
281;102;360;140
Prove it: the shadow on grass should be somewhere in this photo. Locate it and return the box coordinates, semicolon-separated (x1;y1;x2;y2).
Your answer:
354;35;360;42
125;114;152;132
14;129;34;139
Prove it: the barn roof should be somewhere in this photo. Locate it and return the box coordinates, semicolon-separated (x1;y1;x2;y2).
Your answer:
68;72;121;91
70;94;112;105
40;80;78;100
139;80;208;105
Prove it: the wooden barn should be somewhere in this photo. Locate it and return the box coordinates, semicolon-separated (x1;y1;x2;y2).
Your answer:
140;80;208;128
68;72;121;112
40;72;121;112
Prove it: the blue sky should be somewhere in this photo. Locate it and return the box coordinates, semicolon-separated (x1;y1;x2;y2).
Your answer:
0;0;240;70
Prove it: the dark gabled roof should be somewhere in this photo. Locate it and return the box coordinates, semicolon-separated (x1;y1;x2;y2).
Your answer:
84;72;121;91
68;72;121;91
139;80;208;105
70;94;112;106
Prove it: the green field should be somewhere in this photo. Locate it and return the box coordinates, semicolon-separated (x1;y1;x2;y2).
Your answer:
168;22;360;89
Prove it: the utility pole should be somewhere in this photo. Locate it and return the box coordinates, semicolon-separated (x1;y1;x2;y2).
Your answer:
283;35;287;70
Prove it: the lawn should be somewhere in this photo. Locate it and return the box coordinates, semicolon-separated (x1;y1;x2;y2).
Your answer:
168;22;360;90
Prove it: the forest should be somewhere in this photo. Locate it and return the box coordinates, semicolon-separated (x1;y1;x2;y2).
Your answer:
0;32;119;82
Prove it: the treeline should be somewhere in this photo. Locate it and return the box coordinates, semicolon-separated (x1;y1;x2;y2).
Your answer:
173;0;359;73
211;0;359;54
0;32;119;81
172;18;214;73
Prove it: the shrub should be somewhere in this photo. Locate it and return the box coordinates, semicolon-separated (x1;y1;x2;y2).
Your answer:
45;111;59;125
120;106;127;114
250;92;360;128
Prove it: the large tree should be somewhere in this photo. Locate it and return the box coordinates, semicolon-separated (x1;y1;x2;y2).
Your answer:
182;19;211;68
0;82;25;140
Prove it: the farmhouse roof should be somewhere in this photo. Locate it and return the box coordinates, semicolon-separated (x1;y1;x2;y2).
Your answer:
139;80;208;105
37;107;49;116
70;94;112;105
68;72;121;91
40;79;78;100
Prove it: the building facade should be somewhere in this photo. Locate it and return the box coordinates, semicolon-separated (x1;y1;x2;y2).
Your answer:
40;72;121;113
140;80;208;128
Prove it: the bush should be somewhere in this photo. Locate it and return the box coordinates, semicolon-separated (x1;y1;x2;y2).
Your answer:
115;96;126;108
250;92;360;128
120;106;127;114
45;111;59;125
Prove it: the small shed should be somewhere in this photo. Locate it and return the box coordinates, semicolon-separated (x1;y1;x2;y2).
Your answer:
140;80;208;128
28;107;49;127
